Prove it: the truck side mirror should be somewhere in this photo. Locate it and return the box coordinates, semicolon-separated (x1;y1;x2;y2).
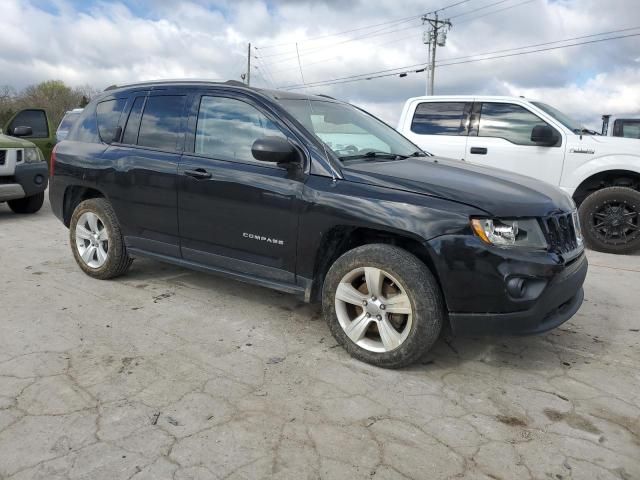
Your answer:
531;125;558;146
12;126;33;137
252;136;299;164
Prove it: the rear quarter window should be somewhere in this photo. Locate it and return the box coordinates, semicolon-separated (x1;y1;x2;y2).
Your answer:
96;98;127;143
67;106;99;143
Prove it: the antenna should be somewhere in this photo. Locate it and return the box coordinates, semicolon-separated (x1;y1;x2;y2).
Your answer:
295;43;337;182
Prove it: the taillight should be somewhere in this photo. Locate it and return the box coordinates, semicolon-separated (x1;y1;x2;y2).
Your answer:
50;144;57;177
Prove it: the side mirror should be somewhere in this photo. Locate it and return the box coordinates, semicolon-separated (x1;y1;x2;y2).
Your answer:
531;125;558;146
252;136;299;164
12;126;33;137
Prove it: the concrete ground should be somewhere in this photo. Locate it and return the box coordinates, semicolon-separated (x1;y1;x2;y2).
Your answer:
0;197;638;480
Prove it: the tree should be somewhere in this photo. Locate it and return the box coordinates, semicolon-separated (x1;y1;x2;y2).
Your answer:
1;80;100;129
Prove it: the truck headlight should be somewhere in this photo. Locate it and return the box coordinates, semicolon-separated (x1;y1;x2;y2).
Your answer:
24;147;44;163
471;218;548;249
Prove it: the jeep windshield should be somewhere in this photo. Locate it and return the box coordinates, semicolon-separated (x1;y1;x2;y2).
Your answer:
278;98;429;162
531;101;587;134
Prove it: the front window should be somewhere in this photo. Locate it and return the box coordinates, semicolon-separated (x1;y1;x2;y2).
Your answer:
279;99;427;161
531;101;583;133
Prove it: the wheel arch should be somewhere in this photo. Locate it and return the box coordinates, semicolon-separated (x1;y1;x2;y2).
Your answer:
572;168;640;206
62;185;106;227
309;225;443;305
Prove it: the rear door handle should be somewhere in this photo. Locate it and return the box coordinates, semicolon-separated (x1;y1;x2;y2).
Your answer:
470;147;487;155
184;168;212;179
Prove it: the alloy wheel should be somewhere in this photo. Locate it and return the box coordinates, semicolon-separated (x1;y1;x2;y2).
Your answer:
591;200;639;245
75;212;109;268
334;267;413;353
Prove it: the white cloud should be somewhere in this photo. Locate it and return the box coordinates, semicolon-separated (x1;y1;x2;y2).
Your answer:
1;0;638;128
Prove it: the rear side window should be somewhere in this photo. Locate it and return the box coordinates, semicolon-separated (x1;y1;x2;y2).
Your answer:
9;110;48;138
478;103;553;146
410;102;468;135
137;95;186;151
122;96;145;145
195;96;286;163
613;119;640;139
96;99;126;143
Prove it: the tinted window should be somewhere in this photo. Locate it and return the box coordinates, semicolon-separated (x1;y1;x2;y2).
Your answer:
122;97;145;145
195;96;286;163
9;110;48;137
478;103;552;145
613;119;640;139
138;95;186;151
411;102;468;135
96;99;126;143
68;106;99;143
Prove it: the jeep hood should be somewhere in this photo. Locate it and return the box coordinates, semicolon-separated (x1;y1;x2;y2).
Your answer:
341;156;574;217
0;133;36;148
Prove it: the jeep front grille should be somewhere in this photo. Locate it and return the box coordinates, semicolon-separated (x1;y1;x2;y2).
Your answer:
0;150;6;166
541;212;579;255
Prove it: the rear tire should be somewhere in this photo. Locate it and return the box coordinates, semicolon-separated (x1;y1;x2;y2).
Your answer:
70;198;133;279
322;244;444;369
8;192;44;214
578;187;640;254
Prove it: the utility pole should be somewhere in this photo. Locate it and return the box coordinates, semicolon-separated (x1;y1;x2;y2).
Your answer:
246;42;251;86
422;13;451;95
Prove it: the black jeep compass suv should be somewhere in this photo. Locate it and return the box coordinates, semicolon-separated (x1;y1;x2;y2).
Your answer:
49;80;588;368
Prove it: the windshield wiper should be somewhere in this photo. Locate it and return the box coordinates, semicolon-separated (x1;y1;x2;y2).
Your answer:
573;128;599;136
339;151;424;161
339;152;402;161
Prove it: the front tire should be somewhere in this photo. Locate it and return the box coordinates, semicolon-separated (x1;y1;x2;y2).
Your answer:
578;187;640;254
322;244;444;369
8;192;44;214
70;198;133;279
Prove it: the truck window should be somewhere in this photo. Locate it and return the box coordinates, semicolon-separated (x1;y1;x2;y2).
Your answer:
195;96;286;163
96;99;127;144
478;103;553;146
9;110;48;138
137;95;186;151
410;102;469;135
613;119;640;139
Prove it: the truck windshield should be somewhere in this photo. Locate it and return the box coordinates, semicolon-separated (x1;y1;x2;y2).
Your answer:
278;98;429;161
531;101;584;134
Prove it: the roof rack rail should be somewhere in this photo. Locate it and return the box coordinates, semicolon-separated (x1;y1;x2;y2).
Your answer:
102;78;245;92
317;94;336;100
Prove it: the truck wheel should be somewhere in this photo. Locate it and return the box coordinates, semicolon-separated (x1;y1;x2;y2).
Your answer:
8;192;44;214
70;198;133;279
578;187;640;254
322;244;444;368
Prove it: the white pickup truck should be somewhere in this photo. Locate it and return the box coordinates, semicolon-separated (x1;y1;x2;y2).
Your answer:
397;96;640;254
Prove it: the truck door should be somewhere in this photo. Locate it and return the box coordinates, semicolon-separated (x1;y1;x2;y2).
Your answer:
465;102;565;186
400;101;471;160
3;109;56;162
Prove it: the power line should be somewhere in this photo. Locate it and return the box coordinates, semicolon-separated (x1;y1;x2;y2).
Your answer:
256;0;473;51
280;30;640;90
455;0;535;24
449;0;511;19
261;0;535;77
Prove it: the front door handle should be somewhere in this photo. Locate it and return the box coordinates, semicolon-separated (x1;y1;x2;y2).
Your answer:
470;147;488;155
184;168;212;180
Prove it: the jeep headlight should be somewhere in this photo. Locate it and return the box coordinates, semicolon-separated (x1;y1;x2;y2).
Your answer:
24;147;44;163
471;218;548;249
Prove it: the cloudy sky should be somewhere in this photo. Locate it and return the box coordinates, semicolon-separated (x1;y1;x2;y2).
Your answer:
2;0;639;129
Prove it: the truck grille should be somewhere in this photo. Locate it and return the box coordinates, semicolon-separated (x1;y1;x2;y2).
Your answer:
541;212;580;255
0;150;6;166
